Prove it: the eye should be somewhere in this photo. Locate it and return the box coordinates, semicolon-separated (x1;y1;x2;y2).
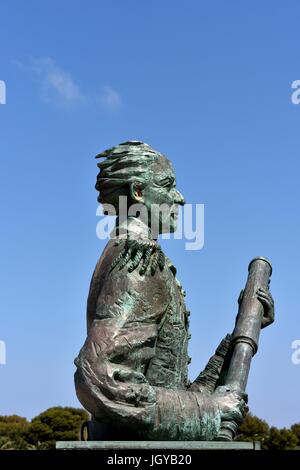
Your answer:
165;177;175;188
160;180;173;190
155;176;175;189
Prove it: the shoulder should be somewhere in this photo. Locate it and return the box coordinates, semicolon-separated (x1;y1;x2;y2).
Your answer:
95;235;173;300
107;217;167;275
110;237;166;276
87;234;177;329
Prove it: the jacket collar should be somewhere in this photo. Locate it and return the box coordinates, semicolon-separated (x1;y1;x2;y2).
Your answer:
110;216;153;240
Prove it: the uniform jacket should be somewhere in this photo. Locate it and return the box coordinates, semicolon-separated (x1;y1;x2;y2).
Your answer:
75;218;230;440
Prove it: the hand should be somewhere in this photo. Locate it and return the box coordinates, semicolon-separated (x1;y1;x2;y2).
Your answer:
237;288;275;329
256;287;274;328
213;385;248;424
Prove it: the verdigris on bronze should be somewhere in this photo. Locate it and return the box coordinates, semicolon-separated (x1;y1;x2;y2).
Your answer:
74;141;274;441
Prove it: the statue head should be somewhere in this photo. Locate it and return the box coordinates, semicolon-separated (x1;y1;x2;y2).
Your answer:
95;140;185;235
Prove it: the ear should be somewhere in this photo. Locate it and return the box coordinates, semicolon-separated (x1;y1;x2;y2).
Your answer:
130;183;144;203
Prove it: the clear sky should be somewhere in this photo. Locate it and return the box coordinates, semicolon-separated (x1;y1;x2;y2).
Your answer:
1;0;300;428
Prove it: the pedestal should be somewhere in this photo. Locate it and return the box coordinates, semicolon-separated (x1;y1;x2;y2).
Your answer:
56;440;261;450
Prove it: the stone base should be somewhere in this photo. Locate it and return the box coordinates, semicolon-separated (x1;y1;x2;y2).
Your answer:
56;440;260;450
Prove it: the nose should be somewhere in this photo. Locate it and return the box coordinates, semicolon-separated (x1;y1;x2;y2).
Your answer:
174;189;185;206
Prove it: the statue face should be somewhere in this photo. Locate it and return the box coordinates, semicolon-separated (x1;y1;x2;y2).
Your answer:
139;155;185;235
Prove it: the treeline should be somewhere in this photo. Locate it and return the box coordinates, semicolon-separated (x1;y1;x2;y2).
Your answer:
0;407;299;450
237;414;300;450
0;407;88;450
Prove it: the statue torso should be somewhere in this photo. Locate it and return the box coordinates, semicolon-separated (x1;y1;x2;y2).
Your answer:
145;257;191;390
86;221;191;392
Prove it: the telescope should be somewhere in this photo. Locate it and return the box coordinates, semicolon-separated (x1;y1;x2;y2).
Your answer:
217;256;273;441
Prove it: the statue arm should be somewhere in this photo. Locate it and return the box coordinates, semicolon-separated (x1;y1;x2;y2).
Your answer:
74;265;222;440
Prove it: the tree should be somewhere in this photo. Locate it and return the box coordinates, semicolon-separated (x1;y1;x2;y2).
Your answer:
237;414;300;450
264;427;298;450
0;415;30;450
291;423;300;447
26;407;89;449
236;413;270;448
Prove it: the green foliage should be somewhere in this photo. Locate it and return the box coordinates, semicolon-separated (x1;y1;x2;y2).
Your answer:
291;423;300;446
265;427;298;450
237;414;300;450
0;407;88;450
0;415;29;438
0;415;31;450
26;407;89;449
237;413;270;447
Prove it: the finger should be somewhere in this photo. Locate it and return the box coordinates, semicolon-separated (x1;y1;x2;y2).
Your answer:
261;318;273;328
257;288;274;302
262;310;275;324
256;293;273;306
244;405;249;414
238;400;249;418
256;294;271;306
222;409;244;423
257;287;268;293
264;312;275;323
256;292;269;300
256;289;269;297
257;288;273;298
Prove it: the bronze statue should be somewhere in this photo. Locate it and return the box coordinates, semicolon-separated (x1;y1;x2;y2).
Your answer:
74;141;274;441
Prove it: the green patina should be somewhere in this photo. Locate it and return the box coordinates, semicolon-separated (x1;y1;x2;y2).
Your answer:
74;141;274;442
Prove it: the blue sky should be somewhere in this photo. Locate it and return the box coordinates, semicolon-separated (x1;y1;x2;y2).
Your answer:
0;1;300;428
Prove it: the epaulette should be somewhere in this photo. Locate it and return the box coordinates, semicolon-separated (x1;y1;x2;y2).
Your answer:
110;238;166;276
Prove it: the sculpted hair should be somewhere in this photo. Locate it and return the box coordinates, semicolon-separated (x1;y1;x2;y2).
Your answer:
95;140;161;208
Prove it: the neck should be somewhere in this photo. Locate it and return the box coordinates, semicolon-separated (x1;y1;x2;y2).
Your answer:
112;216;157;240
